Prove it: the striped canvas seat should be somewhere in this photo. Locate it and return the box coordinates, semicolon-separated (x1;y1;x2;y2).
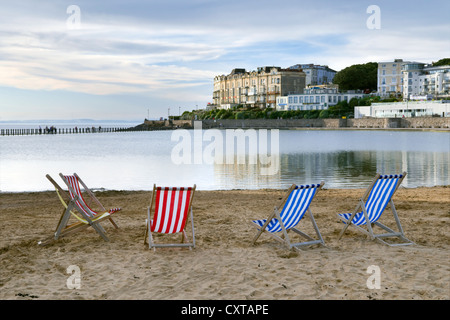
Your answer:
38;173;121;245
150;187;193;234
338;174;403;226
145;184;196;250
337;172;414;246
63;174;121;220
251;182;325;250
253;184;321;233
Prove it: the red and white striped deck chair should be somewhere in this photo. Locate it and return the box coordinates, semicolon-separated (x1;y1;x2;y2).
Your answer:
39;173;121;245
144;184;196;250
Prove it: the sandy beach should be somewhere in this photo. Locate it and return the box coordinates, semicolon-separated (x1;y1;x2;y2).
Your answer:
0;186;448;301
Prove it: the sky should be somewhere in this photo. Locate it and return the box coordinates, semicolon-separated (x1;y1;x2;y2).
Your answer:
0;0;449;121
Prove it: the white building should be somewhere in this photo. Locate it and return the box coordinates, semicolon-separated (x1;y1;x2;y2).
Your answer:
402;63;450;100
377;59;450;100
355;100;450;118
276;87;367;111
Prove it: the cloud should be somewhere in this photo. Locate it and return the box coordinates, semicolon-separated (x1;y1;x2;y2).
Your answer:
0;0;449;120
0;24;219;96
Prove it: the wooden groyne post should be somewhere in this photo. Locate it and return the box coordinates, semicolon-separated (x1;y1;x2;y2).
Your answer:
0;127;131;136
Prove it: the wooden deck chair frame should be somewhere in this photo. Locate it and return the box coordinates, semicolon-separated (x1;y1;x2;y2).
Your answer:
337;172;414;246
144;184;196;250
251;182;325;251
38;173;120;245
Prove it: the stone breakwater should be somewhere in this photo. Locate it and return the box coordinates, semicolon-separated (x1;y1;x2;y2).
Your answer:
201;117;450;130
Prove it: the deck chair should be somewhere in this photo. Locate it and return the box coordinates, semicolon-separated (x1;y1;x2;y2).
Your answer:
38;173;121;245
144;184;196;250
251;182;325;251
337;172;414;246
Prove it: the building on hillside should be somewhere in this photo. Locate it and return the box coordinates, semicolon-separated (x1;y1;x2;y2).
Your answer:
212;66;306;109
289;64;337;86
402;63;450;100
377;59;450;100
377;59;409;97
276;87;367;111
354;100;450;118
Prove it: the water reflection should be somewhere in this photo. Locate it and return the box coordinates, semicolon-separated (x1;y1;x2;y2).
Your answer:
213;149;449;189
214;134;450;189
0;129;448;192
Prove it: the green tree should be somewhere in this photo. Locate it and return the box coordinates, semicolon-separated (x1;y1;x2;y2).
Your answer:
333;62;377;91
235;112;245;119
319;110;330;118
432;58;450;66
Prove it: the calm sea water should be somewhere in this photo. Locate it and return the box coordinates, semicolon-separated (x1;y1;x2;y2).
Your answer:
0;124;449;192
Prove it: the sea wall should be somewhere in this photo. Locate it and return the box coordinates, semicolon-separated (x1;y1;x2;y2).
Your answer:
201;119;343;129
202;117;450;130
400;117;450;129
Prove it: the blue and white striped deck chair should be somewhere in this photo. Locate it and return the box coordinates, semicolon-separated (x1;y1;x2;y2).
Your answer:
251;182;325;250
337;172;414;246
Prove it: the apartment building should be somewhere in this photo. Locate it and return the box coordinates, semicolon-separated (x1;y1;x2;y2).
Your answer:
378;59;450;100
377;59;406;96
276;87;367;111
289;64;336;86
402;63;450;100
212;67;306;109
